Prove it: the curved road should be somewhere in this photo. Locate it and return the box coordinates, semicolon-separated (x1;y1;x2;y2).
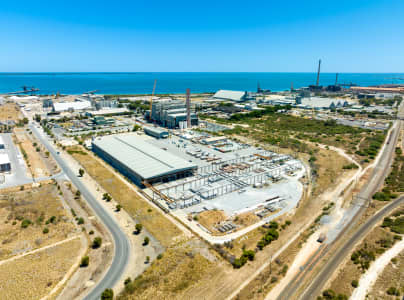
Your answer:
30;124;130;300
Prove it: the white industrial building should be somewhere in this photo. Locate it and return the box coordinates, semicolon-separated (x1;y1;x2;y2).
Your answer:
92;134;197;186
0;153;11;172
52;100;92;112
213;90;248;102
0;136;4;149
296;97;353;110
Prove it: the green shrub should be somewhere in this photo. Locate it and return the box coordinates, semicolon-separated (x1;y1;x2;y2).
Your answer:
92;237;102;249
80;256;89;267
101;288;113;300
21;219;32;228
386;287;400;296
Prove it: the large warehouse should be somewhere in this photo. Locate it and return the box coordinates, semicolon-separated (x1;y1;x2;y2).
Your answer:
92;134;197;187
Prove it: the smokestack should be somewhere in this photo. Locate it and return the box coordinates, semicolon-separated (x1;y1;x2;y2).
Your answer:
316;59;321;86
186;88;191;128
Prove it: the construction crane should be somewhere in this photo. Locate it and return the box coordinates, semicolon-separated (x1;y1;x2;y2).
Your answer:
149;80;157;122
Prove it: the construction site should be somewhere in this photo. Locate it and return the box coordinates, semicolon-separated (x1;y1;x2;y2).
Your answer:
138;129;304;237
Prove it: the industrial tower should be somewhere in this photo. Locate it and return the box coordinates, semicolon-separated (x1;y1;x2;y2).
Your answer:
316;59;321;86
186;88;191;128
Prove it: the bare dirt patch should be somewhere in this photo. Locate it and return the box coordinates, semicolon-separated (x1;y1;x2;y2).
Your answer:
197;210;227;231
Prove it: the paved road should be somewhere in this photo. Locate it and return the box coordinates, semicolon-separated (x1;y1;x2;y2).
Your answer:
277;120;401;300
30;123;130;300
300;195;404;300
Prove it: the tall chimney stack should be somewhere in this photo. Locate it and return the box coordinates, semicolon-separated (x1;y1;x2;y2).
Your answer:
316;59;321;86
186;88;191;128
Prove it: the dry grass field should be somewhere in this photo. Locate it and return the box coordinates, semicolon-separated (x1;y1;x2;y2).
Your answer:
68;146;182;247
13;128;50;178
0;238;81;300
368;250;404;299
0;103;22;122
119;244;219;300
0;182;77;260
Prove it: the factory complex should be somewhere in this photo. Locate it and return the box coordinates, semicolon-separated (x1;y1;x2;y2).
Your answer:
91;123;304;237
92;134;197;186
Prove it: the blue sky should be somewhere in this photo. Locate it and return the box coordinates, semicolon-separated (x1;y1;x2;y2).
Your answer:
0;0;403;72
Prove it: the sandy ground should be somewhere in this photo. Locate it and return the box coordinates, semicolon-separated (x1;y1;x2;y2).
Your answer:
350;238;404;300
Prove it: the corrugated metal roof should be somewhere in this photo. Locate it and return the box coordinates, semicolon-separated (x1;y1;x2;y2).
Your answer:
92;134;196;180
213;90;246;102
53;100;92;112
144;126;169;135
300;97;348;108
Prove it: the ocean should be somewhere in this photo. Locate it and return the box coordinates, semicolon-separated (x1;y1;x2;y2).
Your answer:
0;72;403;95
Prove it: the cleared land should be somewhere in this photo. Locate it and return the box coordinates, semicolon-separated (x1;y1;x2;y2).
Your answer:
14;128;50;178
0;103;22;122
67;145;182;247
0;238;82;300
0;182;77;260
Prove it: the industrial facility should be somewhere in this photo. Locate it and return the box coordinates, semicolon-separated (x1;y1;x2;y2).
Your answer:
92;134;197;187
148;97;198;129
213;90;248;102
144;126;169;139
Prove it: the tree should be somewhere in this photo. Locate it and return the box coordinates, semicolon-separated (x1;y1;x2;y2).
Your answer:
92;237;102;249
101;288;114;300
135;223;143;234
143;236;150;246
43;227;49;234
80;256;89;267
78;168;85;177
145;256;150;263
116;204;122;211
